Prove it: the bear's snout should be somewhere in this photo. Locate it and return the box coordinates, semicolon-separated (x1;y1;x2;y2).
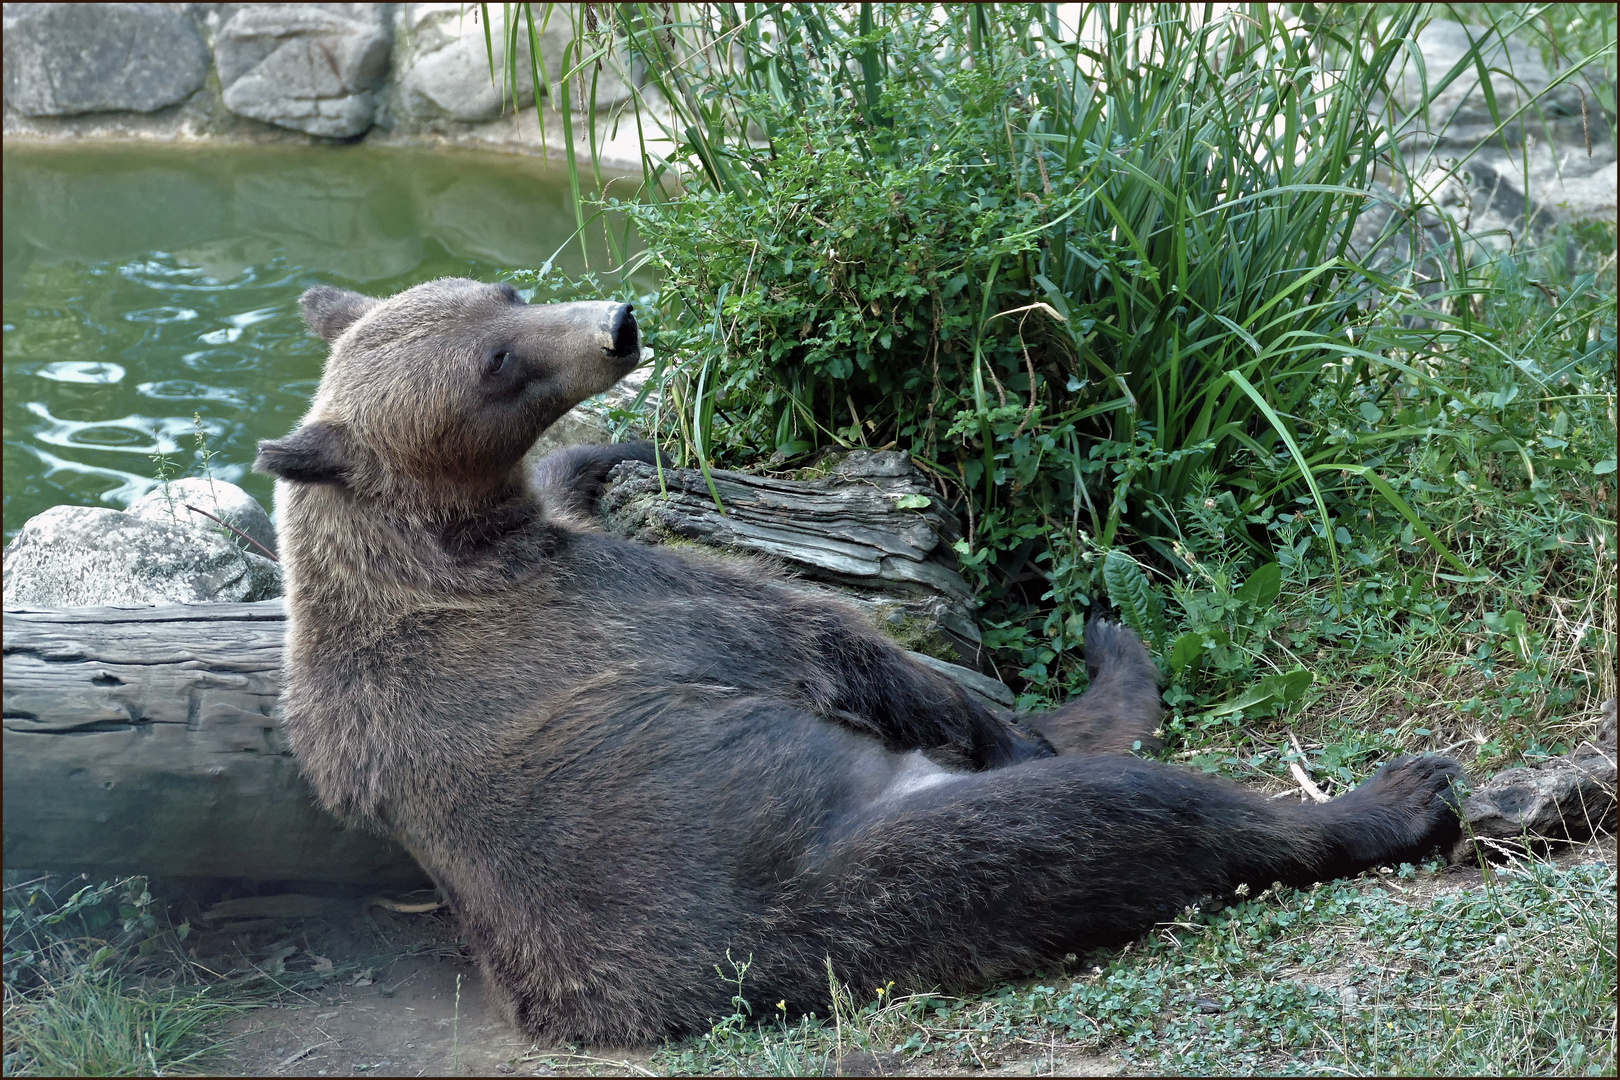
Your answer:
606;304;639;360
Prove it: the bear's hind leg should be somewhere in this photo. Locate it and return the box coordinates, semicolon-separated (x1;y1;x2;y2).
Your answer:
1029;618;1163;755
741;751;1462;1014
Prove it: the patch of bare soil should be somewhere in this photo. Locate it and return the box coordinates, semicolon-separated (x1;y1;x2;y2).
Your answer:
202;894;1118;1078
205;903;535;1078
196;896;662;1078
223;954;525;1077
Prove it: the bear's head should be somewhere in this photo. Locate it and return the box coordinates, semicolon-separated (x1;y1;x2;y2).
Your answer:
256;278;640;509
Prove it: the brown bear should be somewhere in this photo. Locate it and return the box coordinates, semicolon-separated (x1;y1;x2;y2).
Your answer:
257;278;1463;1045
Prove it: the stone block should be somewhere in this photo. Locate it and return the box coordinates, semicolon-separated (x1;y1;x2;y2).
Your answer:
396;3;534;123
392;2;634;126
2;2;209;116
217;3;393;138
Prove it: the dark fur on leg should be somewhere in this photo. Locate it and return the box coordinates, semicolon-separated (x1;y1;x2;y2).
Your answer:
1308;754;1467;877
531;441;663;520
456;738;1464;1041
1029;617;1164;755
695;751;1464;1031
756;592;1054;770
741;751;1464;1023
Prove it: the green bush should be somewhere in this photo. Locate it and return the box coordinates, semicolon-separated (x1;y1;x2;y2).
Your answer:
521;3;1615;725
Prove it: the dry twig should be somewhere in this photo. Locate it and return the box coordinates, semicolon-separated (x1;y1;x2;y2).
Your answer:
1288;733;1331;804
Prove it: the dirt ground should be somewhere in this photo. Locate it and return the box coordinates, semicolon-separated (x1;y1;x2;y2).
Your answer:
202;900;662;1078
200;894;1120;1078
200;835;1613;1078
221;950;534;1077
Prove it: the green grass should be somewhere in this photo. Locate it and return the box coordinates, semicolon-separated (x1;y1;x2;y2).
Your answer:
3;978;247;1078
2;875;260;1077
577;857;1613;1077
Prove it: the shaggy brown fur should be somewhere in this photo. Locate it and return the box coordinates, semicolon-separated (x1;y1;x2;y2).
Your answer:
258;278;1464;1045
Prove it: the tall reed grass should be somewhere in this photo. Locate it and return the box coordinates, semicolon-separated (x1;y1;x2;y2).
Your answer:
495;2;1614;693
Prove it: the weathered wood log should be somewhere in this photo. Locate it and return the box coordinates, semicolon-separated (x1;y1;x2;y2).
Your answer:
2;596;1011;884
1449;699;1618;862
600;450;987;665
2;600;429;887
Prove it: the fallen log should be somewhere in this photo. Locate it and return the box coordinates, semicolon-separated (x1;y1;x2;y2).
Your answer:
600;450;987;666
1449;699;1617;863
2;598;1011;885
2;600;428;887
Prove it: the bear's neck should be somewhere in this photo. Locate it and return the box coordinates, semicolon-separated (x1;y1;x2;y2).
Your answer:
277;479;565;628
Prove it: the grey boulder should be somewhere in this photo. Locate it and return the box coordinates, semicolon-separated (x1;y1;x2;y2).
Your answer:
125;477;279;559
393;2;635;125
396;3;536;123
2;2;209;117
1388;22;1616;225
2;504;282;608
1348;22;1615;310
907;651;1015;710
1391;22;1604;154
217;3;393;138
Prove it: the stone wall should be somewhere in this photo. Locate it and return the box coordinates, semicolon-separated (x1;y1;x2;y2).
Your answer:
4;6;1612;225
2;2;646;167
1379;21;1616;241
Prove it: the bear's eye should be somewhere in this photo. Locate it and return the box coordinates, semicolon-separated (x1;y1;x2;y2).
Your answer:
484;350;512;378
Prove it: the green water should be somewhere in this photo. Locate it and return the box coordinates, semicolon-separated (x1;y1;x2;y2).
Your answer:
3;144;626;541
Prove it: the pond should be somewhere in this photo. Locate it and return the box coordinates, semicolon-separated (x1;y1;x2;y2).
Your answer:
3;144;630;542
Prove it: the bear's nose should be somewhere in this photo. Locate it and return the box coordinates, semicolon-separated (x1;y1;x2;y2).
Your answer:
607;303;638;359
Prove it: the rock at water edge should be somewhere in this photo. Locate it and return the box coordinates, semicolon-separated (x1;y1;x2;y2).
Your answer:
2;3;209;117
2;505;282;608
218;3;393;139
125;477;279;558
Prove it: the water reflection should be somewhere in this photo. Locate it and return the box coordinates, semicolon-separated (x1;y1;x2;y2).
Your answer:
36;361;127;384
4;145;593;287
3;144;629;538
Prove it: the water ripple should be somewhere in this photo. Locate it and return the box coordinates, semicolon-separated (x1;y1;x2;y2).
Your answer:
135;380;253;408
124;306;200;324
34;361;127;384
25;401;209;455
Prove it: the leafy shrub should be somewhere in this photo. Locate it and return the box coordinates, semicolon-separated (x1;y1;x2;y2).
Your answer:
522;3;1615;728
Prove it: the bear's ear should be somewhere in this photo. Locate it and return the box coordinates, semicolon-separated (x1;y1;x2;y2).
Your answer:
255;421;350;485
300;286;379;342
